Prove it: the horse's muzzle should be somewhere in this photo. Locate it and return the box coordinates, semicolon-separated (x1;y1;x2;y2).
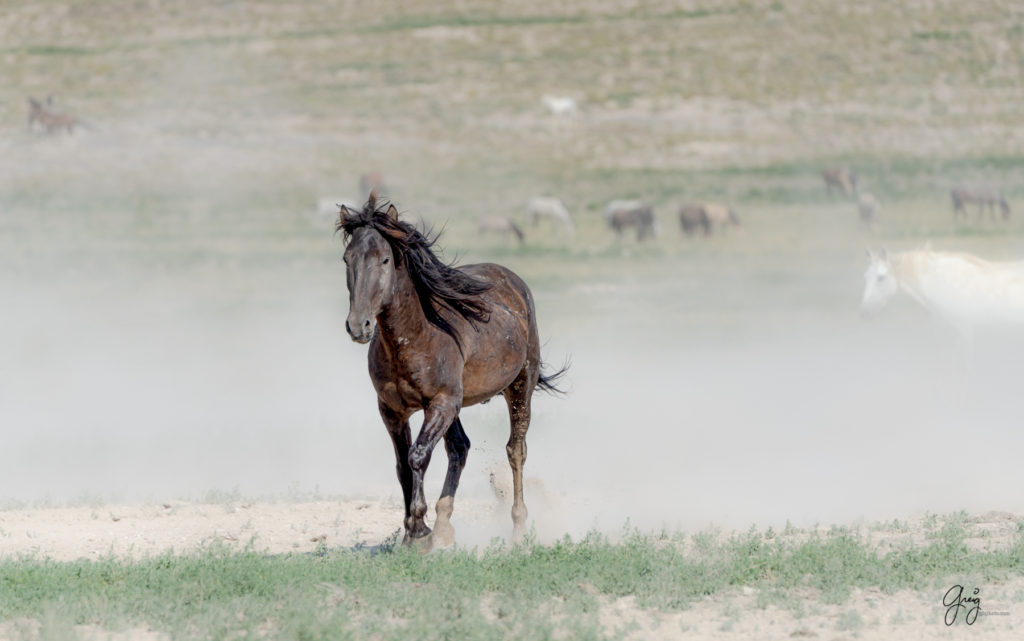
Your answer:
346;317;376;344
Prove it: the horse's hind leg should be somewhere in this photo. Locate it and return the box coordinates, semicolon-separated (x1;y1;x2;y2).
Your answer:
433;416;470;548
503;372;535;542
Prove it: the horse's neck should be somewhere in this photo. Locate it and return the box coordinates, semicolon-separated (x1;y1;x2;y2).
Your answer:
892;252;930;307
378;265;429;341
893;251;985;321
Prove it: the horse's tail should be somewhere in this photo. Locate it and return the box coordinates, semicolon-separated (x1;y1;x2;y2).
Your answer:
535;358;570;396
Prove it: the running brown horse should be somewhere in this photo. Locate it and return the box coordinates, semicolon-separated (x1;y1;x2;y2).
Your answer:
337;196;565;548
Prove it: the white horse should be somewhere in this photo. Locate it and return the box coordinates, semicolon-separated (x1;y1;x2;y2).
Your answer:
541;95;577;116
861;248;1024;346
525;196;574;237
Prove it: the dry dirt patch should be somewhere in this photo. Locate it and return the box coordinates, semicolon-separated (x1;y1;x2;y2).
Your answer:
0;499;406;561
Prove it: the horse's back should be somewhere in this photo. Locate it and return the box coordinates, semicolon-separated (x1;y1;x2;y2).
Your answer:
527;196;569;217
953;185;1001;203
702;203;729;224
456;262;539;404
605;199;642;221
911;251;1024;324
460;262;534;309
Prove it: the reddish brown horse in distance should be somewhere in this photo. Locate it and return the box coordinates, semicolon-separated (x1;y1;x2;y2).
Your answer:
27;97;85;134
337;196;566;548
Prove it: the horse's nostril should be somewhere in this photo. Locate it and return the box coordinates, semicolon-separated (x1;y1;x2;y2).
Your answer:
345;320;351;334
363;319;371;328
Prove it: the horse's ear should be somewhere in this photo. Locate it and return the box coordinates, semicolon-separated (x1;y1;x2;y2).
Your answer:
386;204;399;220
337;204;352;226
865;248;874;260
878;247;889;261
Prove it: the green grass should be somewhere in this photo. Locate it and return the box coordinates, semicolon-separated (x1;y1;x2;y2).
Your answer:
364;12;588;33
2;515;1023;640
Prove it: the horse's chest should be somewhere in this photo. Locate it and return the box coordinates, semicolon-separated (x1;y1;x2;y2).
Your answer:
369;346;450;411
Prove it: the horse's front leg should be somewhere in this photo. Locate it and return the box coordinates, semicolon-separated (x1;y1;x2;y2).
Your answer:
378;402;413;541
407;393;460;542
432;416;470;548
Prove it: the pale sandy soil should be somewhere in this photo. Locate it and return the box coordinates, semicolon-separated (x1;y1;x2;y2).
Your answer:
0;499;406;560
595;579;1024;640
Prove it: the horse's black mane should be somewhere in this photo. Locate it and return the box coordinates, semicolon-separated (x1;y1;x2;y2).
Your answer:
337;195;491;347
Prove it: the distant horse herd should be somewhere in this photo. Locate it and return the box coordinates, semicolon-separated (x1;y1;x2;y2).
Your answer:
22;96;1011;238
471;166;1006;245
314;167;1012;251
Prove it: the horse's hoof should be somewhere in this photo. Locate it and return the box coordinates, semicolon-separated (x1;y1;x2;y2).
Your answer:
403;524;434;553
512;524;527;545
407;532;436;554
432;519;456;550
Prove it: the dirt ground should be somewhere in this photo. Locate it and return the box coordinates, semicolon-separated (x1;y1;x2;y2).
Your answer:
2;502;1023;640
0;499;405;561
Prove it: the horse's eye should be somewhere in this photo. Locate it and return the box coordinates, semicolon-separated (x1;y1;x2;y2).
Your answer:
383;257;390;265
877;274;886;281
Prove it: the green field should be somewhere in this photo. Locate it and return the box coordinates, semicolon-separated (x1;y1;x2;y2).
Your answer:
3;513;1022;640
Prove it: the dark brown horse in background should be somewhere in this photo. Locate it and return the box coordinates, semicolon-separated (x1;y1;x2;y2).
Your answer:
951;185;1010;222
337;196;565;548
608;203;657;241
822;167;857;198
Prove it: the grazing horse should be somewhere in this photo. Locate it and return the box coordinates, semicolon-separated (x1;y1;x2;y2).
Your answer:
337;196;565;548
27;97;84;134
678;204;710;235
861;248;1024;346
951;185;1010;222
605;200;643;223
857;193;879;228
822;168;857;198
702;202;741;231
478;215;525;244
525;196;574;237
608;204;656;241
679;203;740;236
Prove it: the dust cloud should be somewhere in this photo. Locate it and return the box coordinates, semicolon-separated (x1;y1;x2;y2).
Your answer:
5;160;1023;545
3;2;1024;548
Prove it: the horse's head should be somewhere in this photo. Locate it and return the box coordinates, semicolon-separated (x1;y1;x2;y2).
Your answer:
860;248;898;316
340;203;399;344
